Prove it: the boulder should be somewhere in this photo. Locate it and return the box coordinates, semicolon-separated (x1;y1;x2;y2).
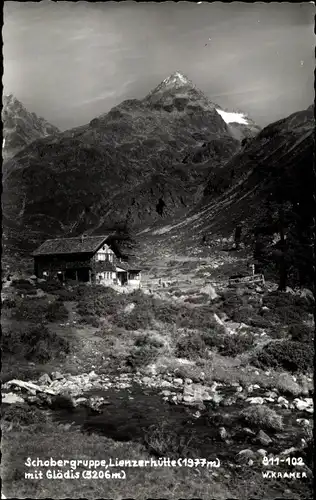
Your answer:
236;449;257;464
257;449;267;457
246;397;265;405
257;430;272;446
219;427;228;440
2;393;25;404
293;398;313;413
182;383;214;404
277;396;289;408
39;373;52;385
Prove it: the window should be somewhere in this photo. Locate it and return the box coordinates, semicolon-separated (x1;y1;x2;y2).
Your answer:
97;253;105;261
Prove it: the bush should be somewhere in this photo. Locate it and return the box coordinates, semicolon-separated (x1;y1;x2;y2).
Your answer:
184;294;209;304
12;297;68;323
10;279;34;291
252;340;314;373
177;305;220;330
289;323;314;343
202;330;255;357
134;334;164;349
175;332;208;360
1;324;70;363
2;298;17;309
262;291;313;323
1;404;47;427
240;405;283;431
153;302;180;324
144;422;193;458
77;286;128;318
113;307;154;331
126;343;160;370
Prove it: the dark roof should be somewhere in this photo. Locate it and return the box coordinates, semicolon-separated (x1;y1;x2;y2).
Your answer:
32;235;111;256
116;261;141;271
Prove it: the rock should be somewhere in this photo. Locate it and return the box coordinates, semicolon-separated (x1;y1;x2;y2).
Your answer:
293;398;313;412
184;378;193;385
182;383;214;404
280;447;298;456
236;449;257;464
296;418;310;427
285;287;295;295
88;371;99;380
257;430;272;446
161;390;172;397
174;378;183;385
257;449;267;457
243;428;256;436
221;396;236;406
200;284;218;300
51;371;64;381
160;380;173;388
246;397;265;405
142;376;153;385
261;306;269;312
253;384;261;390
74;397;88;405
123;303;135;314
39;373;52;385
236;386;243;393
277;396;289;408
219;427;228;440
2;393;25;404
264;391;278;399
248;459;254;466
247;385;254;393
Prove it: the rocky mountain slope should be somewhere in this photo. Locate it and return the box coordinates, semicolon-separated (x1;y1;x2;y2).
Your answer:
140;105;314;261
3;72;259;256
2;94;60;161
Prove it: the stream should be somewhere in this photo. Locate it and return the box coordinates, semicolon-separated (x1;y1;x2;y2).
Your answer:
47;383;310;464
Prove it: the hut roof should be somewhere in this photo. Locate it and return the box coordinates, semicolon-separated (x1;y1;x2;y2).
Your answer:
32;235;111;256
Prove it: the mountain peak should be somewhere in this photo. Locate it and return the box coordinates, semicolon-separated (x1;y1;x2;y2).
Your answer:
145;71;196;101
161;71;193;87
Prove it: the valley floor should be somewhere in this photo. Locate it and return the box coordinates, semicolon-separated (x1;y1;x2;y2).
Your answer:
1;244;314;500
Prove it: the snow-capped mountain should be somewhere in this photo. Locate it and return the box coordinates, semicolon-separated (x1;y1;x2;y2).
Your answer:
2;94;60;160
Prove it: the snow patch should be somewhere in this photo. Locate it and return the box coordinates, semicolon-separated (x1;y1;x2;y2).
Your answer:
216;109;248;125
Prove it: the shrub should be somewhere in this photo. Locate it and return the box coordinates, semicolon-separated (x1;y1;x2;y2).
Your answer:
202;330;255;357
1;298;17;309
1;404;47;427
262;291;313;323
45;301;68;322
240;405;283;431
177;305;219;330
1;324;70;363
126;343;160;370
153;302;180;324
144;422;193;458
134;334;164;349
184;294;209;304
11;297;68;323
289;323;314;343
175;332;208;360
10;279;34;291
113;307;154;331
77;286;128;318
252;340;314;373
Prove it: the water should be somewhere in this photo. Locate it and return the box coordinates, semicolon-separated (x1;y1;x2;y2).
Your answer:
50;383;308;462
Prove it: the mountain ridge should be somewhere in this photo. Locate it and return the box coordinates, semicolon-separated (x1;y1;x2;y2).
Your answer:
2;94;60;160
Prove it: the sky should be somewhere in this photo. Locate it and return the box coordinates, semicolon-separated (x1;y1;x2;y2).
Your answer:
3;1;315;131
